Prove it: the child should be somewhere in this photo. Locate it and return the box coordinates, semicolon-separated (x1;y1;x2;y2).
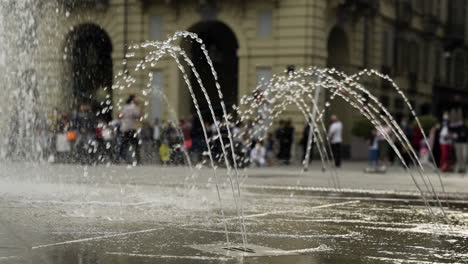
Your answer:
159;141;171;166
419;138;430;165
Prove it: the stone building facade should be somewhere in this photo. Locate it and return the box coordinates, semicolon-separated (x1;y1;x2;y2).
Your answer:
37;0;468;157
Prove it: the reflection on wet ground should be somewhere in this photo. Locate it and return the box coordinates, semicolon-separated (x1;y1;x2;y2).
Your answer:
0;176;467;263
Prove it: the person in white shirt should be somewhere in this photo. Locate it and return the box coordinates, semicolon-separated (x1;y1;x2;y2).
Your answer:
153;118;161;142
250;141;266;167
328;115;343;167
120;95;141;164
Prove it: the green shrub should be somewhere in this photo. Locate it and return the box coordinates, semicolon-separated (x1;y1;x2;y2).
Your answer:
416;115;438;134
351;118;374;138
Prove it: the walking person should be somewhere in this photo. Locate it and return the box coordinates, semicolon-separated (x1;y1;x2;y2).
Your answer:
365;129;379;173
328;115;343;168
284;120;295;165
75;104;96;164
439;112;453;172
153;118;161;163
190;116;206;164
275;120;287;163
265;132;275;166
275;119;294;165
399;118;413;166
377;124;392;172
140;120;154;164
250;141;266;167
452;118;467;173
180;117;193;150
300;123;313;163
120;95;141;165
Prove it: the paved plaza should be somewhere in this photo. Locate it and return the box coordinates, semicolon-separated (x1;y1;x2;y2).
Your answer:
1;162;468;263
3;161;466;199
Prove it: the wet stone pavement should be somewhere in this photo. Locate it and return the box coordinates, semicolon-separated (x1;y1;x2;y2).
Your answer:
0;163;468;263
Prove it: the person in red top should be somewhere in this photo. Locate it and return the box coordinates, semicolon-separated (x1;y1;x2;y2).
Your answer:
180;117;192;150
411;124;423;153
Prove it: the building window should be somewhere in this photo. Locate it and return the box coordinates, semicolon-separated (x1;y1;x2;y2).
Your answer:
448;0;465;26
257;10;273;37
454;51;465;88
150;15;164;40
434;45;442;83
382;29;394;67
396;38;409;73
412;0;423;13
408;41;419;75
423;0;433;15
422;42;429;82
256;67;272;90
150;70;164;121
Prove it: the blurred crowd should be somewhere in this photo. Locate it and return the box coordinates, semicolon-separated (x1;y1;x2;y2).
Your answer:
34;93;467;173
45;95;312;167
366;111;468;174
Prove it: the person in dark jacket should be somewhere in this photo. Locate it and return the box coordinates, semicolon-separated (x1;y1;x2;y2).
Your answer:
300;123;314;163
453;118;468;173
75;104;96;164
277;119;294;165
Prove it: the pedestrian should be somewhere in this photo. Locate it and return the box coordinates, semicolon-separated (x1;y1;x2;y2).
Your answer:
153;118;161;162
365;128;379;173
109;117;122;163
328;114;343;168
140;120;154;164
180;117;192;150
190;116;206;164
453;118;468;173
276;120;286;164
276;120;294;165
411;122;423;154
377;124;392;171
285;120;295;163
439;112;453;172
120;94;141;165
164;121;183;165
265;132;275;166
250;141;266;167
233;121;248;167
399;118;413;166
159;140;171;165
300;123;313;163
75;104;96;164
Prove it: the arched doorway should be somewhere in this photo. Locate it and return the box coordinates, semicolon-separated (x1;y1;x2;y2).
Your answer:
181;21;239;122
326;26;352;149
65;24;113;121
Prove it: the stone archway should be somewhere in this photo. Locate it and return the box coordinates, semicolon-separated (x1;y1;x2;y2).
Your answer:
180;21;239;122
65;24;113;121
326;26;352;145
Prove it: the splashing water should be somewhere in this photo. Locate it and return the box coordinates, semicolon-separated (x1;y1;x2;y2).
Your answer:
117;32;452;246
0;1;61;161
0;18;454;250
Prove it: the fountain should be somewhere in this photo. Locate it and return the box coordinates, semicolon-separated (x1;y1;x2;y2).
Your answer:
110;32;462;255
0;4;467;262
